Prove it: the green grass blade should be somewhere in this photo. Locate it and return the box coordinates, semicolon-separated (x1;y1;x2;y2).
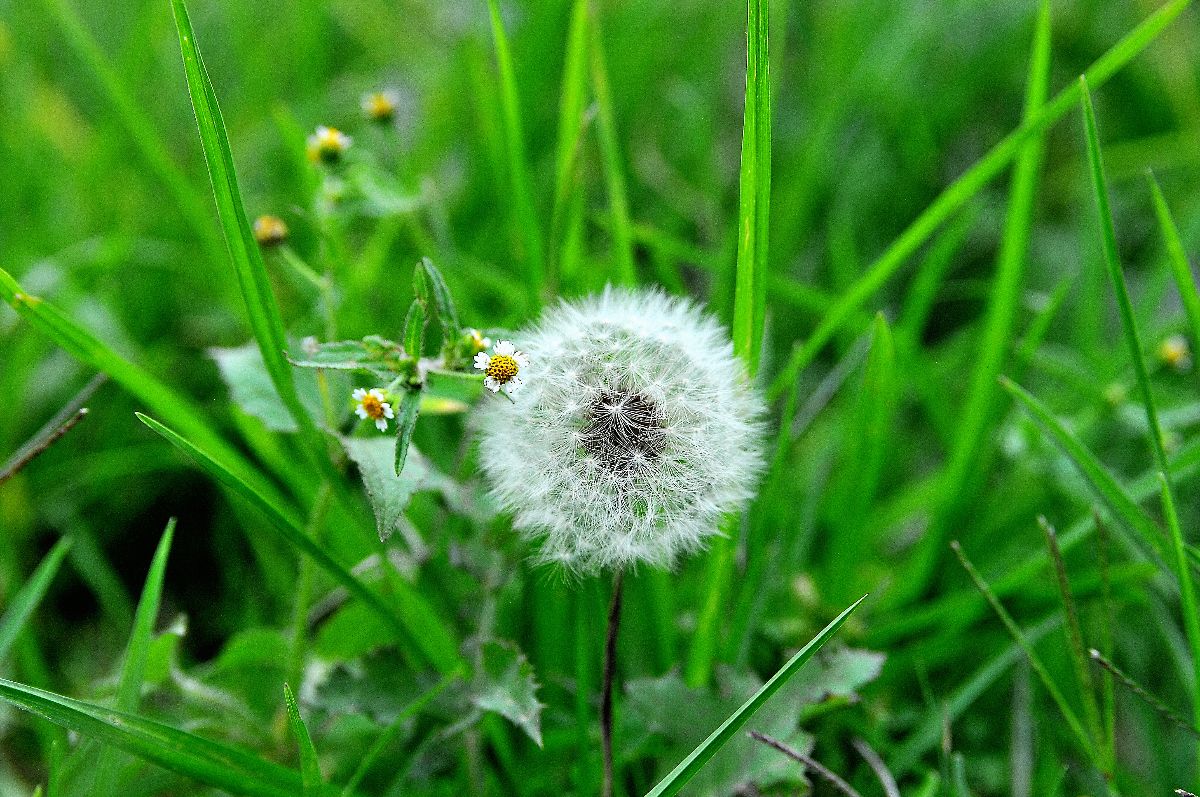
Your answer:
1160;472;1200;774
646;595;864;797
1080;78;1171;477
284;683;322;794
135;413;462;675
951;542;1098;763
1001;376;1165;561
588;6;636;286
0;678;308;797
485;0;545;305
900;0;1053;600
0;267;293;514
1148;172;1200;363
0;539;72;665
766;0;1193;401
90;519;178;791
732;0;771;373
548;0;590;294
39;0;224;265
170;0;323;449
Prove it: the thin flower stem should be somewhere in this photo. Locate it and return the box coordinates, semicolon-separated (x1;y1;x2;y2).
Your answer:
601;569;624;797
749;731;863;797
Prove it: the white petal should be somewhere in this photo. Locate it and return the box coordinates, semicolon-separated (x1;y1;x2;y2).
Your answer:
495;340;515;356
375;418;389;432
504;377;524;395
354;407;369;419
514;352;530;369
481;337;493;348
474;353;491;370
382;404;395;419
484;377;501;392
352;388;367;400
368;388;386;401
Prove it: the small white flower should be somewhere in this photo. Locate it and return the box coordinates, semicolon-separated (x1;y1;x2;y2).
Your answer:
473;340;529;396
361;89;401;123
307;125;352;164
476;288;766;574
1159;334;1192;372
352;387;394;432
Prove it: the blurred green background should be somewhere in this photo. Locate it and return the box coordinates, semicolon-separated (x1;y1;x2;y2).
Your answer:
3;0;1200;794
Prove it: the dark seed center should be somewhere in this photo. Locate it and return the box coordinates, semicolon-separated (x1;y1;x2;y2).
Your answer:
581;390;667;474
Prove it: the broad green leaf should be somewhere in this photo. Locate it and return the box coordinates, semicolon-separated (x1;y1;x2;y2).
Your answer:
284;683;322;794
343;436;445;540
471;640;544;747
137;413;461;675
0;538;72;665
393;390;421;476
211;343;346;432
287;337;412;382
767;0;1193;400
0;678;311;797
646;596;864;797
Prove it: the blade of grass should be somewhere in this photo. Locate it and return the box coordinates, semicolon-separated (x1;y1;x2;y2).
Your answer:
767;0;1194;401
39;0;224;266
687;0;772;690
1001;376;1165;562
1161;471;1200;775
486;0;545;305
548;0;590;294
1094;512;1117;768
135;413;461;675
0;678;318;797
588;4;635;286
899;0;1053;602
89;520;177;791
284;683;322;794
1088;648;1200;737
1148;171;1200;365
951;542;1098;763
646;595;864;797
0;267;293;513
1081;77;1171;478
0;539;72;665
1038;516;1106;770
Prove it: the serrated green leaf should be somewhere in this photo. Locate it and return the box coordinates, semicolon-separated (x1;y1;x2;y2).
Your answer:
211;343;345;432
472;640;543;747
340;436;459;541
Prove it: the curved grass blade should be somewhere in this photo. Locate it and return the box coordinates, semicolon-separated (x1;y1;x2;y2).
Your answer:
767;0;1194;401
0;539;72;666
0;678;310;797
284;683;322;794
646;595;865;797
1160;472;1200;772
1001;376;1165;561
1148;172;1200;362
548;0;590;293
485;0;545;305
1081;78;1171;478
0;267;292;513
136;413;461;674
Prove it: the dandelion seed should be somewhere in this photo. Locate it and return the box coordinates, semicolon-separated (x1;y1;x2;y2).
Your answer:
476;288;766;573
307;125;352;164
362;89;400;123
474;340;528;396
352;387;394;432
252;214;288;247
1158;334;1192;372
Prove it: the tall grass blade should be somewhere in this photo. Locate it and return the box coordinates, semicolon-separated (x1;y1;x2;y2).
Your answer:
284;683;322;794
1080;78;1171;477
646;596;864;797
135;413;461;674
0;539;72;665
548;0;590;293
1160;472;1200;773
588;5;636;286
485;0;546;304
901;0;1053;599
1147;172;1200;376
0;678;316;797
767;0;1194;401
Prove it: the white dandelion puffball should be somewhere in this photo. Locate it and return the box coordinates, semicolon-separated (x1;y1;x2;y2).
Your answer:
477;288;767;573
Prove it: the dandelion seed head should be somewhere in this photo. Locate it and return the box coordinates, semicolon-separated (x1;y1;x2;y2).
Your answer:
477;288;767;574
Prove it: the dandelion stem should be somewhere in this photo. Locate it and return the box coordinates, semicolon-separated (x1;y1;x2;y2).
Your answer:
601;569;624;797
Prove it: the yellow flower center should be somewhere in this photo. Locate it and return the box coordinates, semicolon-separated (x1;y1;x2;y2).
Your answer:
366;94;396;121
486;355;519;383
360;394;386;419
